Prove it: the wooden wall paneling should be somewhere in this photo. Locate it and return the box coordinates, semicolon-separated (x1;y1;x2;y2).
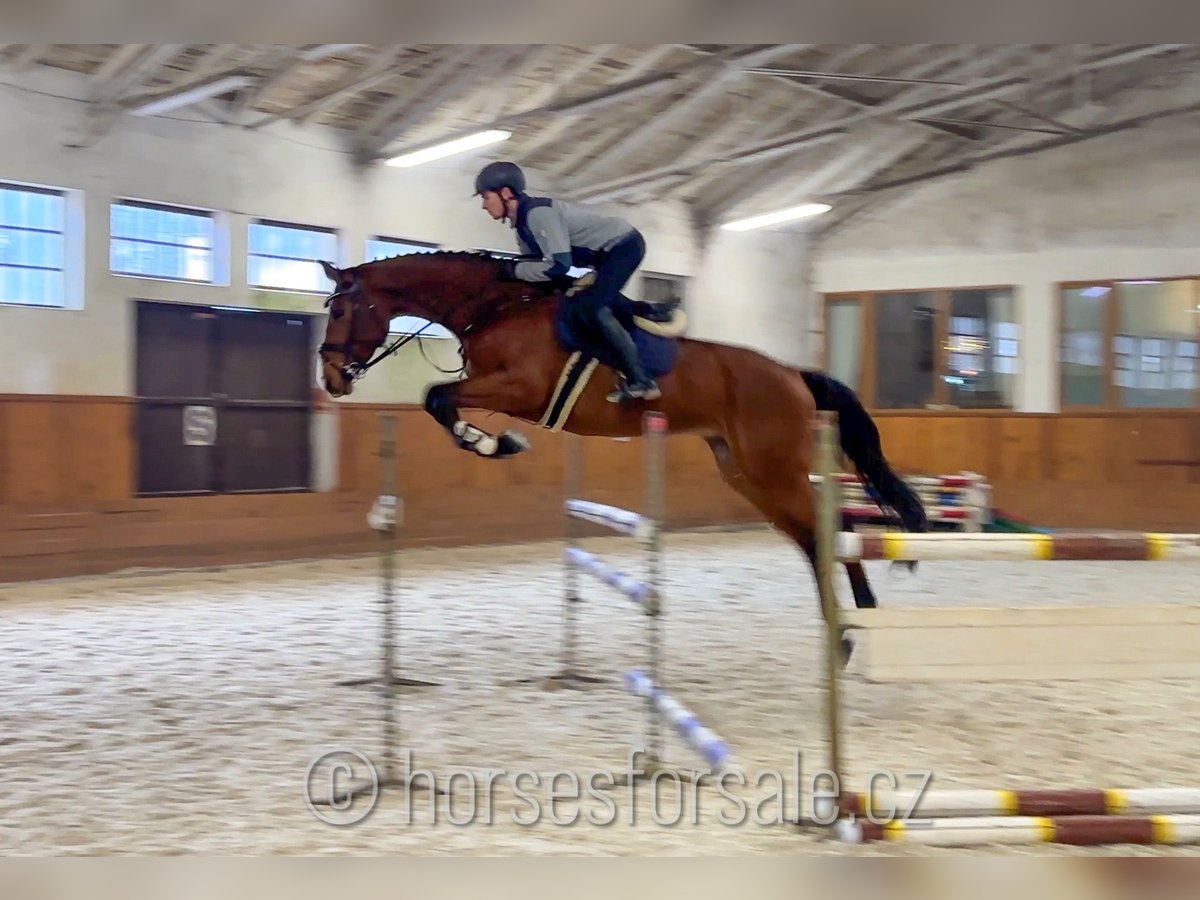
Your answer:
1048;416;1117;482
927;415;992;476
0;398;7;506
993;416;1052;482
1;399;66;506
335;406;374;494
872;416;931;474
61;399;133;503
1192;414;1200;486
1120;414;1195;485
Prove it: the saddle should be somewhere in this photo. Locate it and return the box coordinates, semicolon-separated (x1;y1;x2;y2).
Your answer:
538;275;687;431
564;271;688;341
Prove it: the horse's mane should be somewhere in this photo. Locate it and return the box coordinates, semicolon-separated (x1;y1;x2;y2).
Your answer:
354;247;562;333
357;248;509;270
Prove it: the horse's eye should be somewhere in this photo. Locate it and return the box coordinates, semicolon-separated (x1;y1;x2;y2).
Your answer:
331;307;344;320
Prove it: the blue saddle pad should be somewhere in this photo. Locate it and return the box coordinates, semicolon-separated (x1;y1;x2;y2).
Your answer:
553;295;678;379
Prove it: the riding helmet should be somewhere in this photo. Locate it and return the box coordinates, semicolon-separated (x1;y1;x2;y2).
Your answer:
474;161;526;196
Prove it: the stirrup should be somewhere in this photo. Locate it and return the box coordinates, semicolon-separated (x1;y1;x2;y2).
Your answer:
606;380;661;403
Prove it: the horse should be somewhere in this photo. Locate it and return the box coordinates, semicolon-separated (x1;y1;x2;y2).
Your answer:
316;250;928;650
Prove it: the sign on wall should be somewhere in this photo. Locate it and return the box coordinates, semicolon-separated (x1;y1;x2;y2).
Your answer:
182;405;217;446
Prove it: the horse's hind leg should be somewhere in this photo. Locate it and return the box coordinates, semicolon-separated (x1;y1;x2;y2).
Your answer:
705;435;856;663
706;435;878;610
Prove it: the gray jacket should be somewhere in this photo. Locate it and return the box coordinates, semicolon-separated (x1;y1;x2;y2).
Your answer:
512;195;637;281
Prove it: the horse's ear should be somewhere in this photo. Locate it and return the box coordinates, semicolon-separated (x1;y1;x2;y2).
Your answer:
319;260;341;283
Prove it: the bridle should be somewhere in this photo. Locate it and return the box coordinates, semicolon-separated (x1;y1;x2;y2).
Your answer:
319;286;464;386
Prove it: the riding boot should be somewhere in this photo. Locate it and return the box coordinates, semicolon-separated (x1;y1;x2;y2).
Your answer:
595;307;660;403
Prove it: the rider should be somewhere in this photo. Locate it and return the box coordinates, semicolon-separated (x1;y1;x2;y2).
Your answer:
473;160;661;403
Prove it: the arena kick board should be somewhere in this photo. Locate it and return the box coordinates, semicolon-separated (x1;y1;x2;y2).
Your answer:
841;605;1200;683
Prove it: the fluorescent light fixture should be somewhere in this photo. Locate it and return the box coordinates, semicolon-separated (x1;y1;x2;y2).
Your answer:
385;129;512;168
720;202;832;232
129;74;253;117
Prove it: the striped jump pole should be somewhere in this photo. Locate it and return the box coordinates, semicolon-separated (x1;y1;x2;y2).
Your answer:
835;786;1200;820
812;471;991;533
523;410;731;780
624;670;731;770
837;814;1200;847
808;421;1200;847
838;530;1200;563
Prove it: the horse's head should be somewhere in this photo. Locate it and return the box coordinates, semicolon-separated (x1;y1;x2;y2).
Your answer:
317;250;538;397
317;260;393;397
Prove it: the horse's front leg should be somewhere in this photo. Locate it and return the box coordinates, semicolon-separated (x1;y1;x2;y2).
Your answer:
423;376;532;459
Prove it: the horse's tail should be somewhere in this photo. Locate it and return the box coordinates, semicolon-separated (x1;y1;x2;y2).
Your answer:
799;370;929;534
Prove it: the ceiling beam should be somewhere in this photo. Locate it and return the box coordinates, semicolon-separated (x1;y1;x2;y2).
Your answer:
355;47;466;138
246;46;409;128
371;47;725;166
516;45;680;166
360;47;510;154
544;49;764;180
91;45;149;82
783;78;983;140
566;44;809;185
705;121;925;219
91;44;185;104
7;44;50;72
586;50;999;202
476;44;565;122
179;45;245;85
655;97;828;202
658;46;1036;204
573;129;850;205
121;69;254;117
837;95;1200;199
300;44;368;61
73;44;188;146
570;70;1034;204
228;47;302;122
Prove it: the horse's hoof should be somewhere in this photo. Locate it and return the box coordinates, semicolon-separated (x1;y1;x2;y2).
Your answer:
495;430;530;458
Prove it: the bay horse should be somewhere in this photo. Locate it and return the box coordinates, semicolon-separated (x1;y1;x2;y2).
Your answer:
316;251;927;644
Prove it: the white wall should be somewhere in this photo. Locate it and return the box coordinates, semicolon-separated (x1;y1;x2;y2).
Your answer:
812;106;1200;412
0;65;815;405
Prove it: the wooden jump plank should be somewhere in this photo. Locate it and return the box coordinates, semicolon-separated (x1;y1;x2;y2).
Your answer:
842;605;1200;683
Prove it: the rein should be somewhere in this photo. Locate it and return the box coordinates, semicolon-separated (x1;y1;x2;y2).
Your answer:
320;259;558;385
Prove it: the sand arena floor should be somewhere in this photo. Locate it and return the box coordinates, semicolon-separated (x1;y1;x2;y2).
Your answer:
2;527;1199;856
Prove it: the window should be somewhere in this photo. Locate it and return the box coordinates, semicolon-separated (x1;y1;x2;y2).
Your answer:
826;298;863;393
822;286;1019;410
946;289;1018;409
1060;278;1200;409
111;199;215;283
641;272;686;305
1060;284;1109;406
1116;281;1198;408
875;291;937;409
365;235;453;339
248;219;338;293
0;182;67;307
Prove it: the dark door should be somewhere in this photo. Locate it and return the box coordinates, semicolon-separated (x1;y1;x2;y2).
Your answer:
135;300;314;496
